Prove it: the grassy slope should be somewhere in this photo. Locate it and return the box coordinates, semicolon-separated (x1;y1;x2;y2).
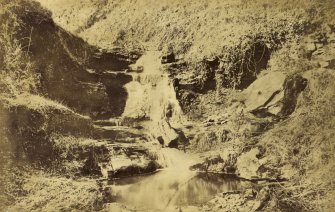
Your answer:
259;68;335;211
0;1;98;208
38;0;334;61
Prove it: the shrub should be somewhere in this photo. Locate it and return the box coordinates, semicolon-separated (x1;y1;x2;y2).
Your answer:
0;3;39;97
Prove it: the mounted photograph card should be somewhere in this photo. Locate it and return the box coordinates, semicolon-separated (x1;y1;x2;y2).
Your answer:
0;0;334;211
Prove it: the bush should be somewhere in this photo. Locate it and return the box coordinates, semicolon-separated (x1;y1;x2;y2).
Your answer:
0;3;39;97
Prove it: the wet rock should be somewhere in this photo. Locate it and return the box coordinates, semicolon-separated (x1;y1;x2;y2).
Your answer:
88;48;139;71
205;155;225;172
153;123;180;148
93;118;123;127
108;160;159;179
173;128;189;149
157;136;165;146
190;155;227;173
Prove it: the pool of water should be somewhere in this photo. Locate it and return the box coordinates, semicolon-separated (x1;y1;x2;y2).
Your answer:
109;171;243;211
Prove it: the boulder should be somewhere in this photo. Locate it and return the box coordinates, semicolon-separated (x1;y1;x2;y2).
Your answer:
243;72;307;118
190;155;224;172
243;72;286;114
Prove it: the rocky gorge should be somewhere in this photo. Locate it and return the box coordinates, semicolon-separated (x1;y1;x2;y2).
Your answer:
0;0;335;211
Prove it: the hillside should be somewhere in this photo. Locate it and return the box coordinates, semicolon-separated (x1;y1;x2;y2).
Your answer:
1;0;335;211
38;0;334;59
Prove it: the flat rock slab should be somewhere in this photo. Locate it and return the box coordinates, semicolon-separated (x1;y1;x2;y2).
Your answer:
243;72;286;113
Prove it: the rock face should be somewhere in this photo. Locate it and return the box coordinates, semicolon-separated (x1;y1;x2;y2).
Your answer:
243;72;307;118
11;1;138;119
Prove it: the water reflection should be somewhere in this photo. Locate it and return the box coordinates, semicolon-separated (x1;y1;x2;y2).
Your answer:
174;173;240;206
109;171;241;211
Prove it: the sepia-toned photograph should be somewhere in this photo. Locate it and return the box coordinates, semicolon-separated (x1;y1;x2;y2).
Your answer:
0;0;334;211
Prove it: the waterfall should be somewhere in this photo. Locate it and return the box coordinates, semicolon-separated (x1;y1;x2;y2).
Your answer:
122;51;184;146
113;55;231;211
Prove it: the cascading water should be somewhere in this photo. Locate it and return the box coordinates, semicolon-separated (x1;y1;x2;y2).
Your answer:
110;51;242;211
111;51;203;210
122;51;184;146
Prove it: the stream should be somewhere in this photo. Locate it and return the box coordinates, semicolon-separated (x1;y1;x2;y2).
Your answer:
122;51;184;144
108;51;243;211
109;149;243;211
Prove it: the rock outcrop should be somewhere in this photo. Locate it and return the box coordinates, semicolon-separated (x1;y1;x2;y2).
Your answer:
9;1;139;119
